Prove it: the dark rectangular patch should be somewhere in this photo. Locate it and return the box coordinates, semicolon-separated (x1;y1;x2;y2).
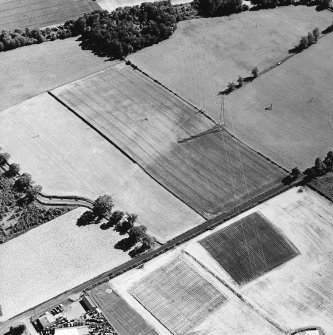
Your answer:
200;212;299;285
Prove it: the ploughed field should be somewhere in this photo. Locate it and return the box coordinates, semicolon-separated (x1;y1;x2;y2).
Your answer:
0;0;100;31
200;212;299;285
128;6;333;122
53;64;285;217
0;93;203;242
129;257;226;334
89;283;158;335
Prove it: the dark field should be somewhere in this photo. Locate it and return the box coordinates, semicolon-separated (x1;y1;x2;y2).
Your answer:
53;64;285;216
130;257;226;334
310;172;333;202
200;212;299;285
0;0;100;30
89;283;158;335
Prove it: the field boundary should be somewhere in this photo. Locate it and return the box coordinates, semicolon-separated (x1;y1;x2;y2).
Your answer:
182;250;287;334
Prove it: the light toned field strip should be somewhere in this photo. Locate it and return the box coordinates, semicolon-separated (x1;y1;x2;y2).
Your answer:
185;187;333;333
0;208;130;322
97;0;191;11
0;93;204;242
52;64;285;216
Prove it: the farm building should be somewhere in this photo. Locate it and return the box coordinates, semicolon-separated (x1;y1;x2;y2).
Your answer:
54;326;89;335
79;296;96;312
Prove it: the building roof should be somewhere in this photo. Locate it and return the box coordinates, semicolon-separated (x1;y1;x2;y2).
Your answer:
54;326;89;335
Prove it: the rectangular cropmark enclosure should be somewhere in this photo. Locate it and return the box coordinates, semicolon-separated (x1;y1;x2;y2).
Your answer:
129;257;226;334
200;212;299;285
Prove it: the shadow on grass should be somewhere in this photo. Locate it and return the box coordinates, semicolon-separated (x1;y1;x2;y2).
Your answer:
77;210;98;226
114;236;136;252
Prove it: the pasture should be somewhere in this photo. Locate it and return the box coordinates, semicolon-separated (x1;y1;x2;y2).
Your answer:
130;257;226;334
128;6;333;122
200;212;299;285
0;0;100;31
0;207;130;322
53;64;285;216
89;283;158;335
0;93;203;242
226;33;333;170
0;37;116;112
187;187;333;333
110;248;284;335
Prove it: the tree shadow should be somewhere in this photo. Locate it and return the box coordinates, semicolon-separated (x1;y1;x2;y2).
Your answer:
114;236;136;252
76;210;97;226
322;26;333;34
128;244;149;258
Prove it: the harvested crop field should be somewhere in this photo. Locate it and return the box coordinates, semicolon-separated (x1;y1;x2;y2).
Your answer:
130;257;226;334
200;212;299;285
128;6;332;122
310;172;333;202
0;208;130;322
0;93;203;242
89;283;158;335
187;187;333;332
225;33;333;170
52;64;285;216
0;0;100;31
0;37;116;112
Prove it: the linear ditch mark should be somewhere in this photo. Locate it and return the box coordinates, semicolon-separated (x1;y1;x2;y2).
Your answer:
47;90;205;220
183;250;288;334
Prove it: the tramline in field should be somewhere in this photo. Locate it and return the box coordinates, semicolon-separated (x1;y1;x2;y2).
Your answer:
52;64;285;217
129;257;226;334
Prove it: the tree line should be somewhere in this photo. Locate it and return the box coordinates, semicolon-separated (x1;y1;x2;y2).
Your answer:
77;195;156;258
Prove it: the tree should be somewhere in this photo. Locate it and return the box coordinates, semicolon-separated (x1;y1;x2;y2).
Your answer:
314;157;326;176
307;32;315;46
0;152;10;166
7;163;20;176
251;66;259;78
299;36;308;50
313;27;320;42
129;225;147;243
237;76;244;87
93;195;114;217
324;151;333;171
227;81;236;92
25;184;42;203
109;210;124;226
9;325;26;335
142;234;156;250
14;173;33;192
291;167;301;179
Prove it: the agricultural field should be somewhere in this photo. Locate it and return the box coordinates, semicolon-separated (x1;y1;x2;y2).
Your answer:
89;283;159;335
0;207;130;322
186;187;333;333
52;64;285;217
97;0;190;12
0;37;116;112
200;212;299;285
130;257;226;334
310;172;333;202
225;33;333;170
128;6;333;123
0;0;100;31
109;249;284;335
0;93;203;242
